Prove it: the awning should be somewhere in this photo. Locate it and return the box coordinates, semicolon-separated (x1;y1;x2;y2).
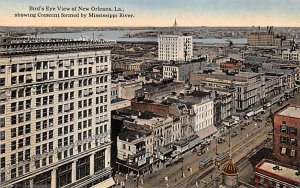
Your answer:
159;146;173;155
197;125;218;140
189;137;202;149
255;108;264;115
92;177;115;188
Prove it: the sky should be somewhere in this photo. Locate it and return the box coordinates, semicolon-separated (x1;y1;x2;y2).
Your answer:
0;0;300;27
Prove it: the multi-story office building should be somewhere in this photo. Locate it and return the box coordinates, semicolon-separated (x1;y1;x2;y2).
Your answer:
246;32;274;46
162;60;202;82
273;105;300;167
282;50;300;62
190;71;265;112
0;40;114;188
158;35;193;61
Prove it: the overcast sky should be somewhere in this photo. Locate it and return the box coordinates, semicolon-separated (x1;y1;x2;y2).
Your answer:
1;0;300;27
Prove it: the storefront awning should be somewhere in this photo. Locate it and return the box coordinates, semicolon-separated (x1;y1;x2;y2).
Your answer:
197;125;218;140
92;177;115;188
189;137;202;149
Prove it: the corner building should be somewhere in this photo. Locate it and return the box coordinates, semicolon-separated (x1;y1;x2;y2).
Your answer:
0;41;113;188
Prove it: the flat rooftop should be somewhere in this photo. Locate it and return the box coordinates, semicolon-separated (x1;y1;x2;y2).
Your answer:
278;106;300;118
256;160;300;184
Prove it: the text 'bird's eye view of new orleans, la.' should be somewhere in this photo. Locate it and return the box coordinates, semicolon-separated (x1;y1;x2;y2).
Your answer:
1;0;300;188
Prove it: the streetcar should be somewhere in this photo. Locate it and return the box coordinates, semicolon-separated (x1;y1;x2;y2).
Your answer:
214;153;229;166
199;157;213;170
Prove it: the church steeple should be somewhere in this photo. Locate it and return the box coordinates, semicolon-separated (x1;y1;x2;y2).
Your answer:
173;18;178;34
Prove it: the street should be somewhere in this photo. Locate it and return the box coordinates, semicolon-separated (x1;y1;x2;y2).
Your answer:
116;93;300;188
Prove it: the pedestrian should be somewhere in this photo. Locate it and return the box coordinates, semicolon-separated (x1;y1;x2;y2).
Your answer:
211;174;213;179
175;178;177;182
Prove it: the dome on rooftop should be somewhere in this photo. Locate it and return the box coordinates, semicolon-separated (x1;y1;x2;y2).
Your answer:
222;159;238;175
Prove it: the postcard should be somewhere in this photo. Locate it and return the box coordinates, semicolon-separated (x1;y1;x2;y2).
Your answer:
0;0;300;188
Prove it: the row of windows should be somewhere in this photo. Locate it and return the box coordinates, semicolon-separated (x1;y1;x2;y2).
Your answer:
58;69;75;79
36;72;55;82
36;96;54;107
58;125;74;136
10;99;31;112
280;147;297;157
78;119;93;130
11;87;31;99
11;75;33;85
36;119;54;131
36;107;54;119
280;136;297;146
36;84;55;94
58;114;74;125
36;130;54;143
58;92;75;102
58;136;74;148
11;137;31;151
11;112;31;125
280;124;297;135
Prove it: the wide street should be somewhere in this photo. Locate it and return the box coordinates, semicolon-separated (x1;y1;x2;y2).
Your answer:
116;93;300;188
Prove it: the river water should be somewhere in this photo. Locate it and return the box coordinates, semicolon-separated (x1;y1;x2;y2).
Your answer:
36;29;247;44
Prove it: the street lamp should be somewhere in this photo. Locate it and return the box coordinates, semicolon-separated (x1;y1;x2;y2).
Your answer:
136;174;140;188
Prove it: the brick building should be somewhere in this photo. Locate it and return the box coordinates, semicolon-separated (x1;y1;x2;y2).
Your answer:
273;105;300;167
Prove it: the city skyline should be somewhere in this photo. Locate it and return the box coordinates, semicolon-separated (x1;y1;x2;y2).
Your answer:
1;0;300;27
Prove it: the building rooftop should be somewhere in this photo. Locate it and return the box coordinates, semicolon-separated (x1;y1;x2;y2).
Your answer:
0;40;115;56
118;129;151;142
255;159;300;184
278;106;300;118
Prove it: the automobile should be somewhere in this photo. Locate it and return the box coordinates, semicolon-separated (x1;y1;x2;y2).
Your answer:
217;137;225;144
197;149;206;156
268;130;273;135
241;126;246;131
231;132;238;137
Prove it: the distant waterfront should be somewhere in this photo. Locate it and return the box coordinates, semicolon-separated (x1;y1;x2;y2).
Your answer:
36;30;247;44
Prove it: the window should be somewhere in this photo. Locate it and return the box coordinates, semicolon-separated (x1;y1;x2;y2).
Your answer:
290;138;297;146
18;139;23;148
1;157;5;168
280;123;287;132
11;128;16;137
0;118;4;128
289;127;297;136
25;124;30;134
25;137;30;146
290;149;295;157
281;147;286;155
11;141;16;150
57;163;72;187
0;131;4;140
0;144;5;154
76;156;90;180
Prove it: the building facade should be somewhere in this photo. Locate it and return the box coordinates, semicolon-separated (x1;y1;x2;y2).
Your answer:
0;41;114;188
190;71;265;112
282;50;300;62
253;159;300;188
273;106;300;167
158;35;193;61
246;32;274;46
116;129;154;175
163;61;202;82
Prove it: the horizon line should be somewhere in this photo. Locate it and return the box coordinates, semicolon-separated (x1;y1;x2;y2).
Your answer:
1;25;300;28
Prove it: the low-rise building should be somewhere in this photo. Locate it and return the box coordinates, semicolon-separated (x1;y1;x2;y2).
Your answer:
162;60;203;82
116;129;155;175
273;105;300;167
253;159;300;188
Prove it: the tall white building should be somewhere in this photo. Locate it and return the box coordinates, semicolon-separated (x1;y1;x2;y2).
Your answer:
158;35;193;61
0;40;114;188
